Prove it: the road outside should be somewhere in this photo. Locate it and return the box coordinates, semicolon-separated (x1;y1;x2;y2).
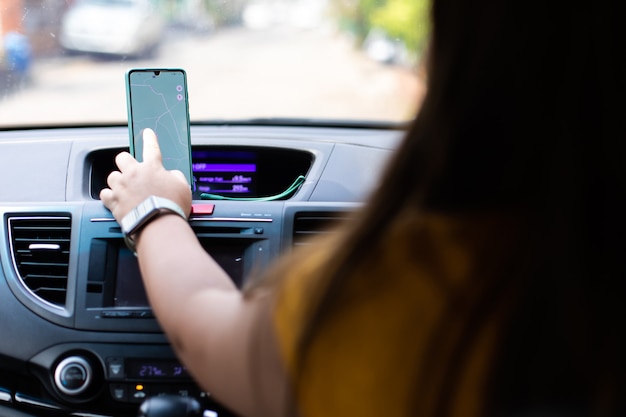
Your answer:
0;26;423;126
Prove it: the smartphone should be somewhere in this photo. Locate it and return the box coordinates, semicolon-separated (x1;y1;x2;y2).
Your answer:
125;68;194;189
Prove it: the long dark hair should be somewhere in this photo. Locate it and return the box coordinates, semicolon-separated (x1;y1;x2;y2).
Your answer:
281;0;626;415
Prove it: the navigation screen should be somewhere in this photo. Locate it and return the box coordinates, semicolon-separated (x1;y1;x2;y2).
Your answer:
192;150;258;197
113;240;247;307
126;69;193;186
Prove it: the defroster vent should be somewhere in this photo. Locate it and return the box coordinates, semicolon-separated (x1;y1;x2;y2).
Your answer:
292;211;352;247
8;216;71;307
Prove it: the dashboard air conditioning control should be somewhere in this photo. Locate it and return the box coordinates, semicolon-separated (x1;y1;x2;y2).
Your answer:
8;216;72;307
292;211;352;247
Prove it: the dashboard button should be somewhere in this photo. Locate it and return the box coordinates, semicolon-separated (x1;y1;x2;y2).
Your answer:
102;310;132;318
131;384;149;403
131;310;154;318
110;384;128;402
54;356;92;396
191;204;215;215
106;357;124;379
175;385;200;397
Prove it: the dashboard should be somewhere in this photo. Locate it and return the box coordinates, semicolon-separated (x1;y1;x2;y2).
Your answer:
0;123;405;417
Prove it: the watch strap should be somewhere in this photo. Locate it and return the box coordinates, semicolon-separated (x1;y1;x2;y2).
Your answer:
120;196;188;254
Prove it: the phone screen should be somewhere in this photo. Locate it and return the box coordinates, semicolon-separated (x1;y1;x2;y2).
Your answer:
126;68;193;188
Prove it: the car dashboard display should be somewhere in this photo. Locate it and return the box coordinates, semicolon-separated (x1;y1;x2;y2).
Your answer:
0;123;405;417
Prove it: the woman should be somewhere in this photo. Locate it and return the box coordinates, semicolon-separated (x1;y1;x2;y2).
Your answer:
100;0;626;416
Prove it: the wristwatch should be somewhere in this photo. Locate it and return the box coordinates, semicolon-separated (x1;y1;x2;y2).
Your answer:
120;195;188;254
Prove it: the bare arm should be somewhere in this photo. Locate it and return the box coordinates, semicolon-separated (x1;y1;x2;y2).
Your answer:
100;129;291;417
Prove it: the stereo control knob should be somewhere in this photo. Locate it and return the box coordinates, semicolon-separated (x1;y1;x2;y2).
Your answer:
54;356;93;396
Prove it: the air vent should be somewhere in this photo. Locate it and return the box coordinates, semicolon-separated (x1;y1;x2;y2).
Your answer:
8;216;71;307
292;211;352;247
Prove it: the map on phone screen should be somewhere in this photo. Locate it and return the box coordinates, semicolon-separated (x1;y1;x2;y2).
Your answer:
127;69;193;186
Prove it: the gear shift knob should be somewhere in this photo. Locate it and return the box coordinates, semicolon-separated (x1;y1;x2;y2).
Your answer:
138;395;202;417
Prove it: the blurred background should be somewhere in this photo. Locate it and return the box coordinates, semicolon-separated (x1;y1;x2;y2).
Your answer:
1;0;429;125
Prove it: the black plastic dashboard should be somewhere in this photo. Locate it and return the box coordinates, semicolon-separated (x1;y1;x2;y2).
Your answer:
0;123;405;417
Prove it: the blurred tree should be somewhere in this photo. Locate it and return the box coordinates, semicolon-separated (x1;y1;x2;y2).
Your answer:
371;0;429;55
333;0;430;59
204;0;245;26
334;0;384;41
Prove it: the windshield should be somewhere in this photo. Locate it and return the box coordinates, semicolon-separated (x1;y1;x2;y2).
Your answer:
1;0;428;127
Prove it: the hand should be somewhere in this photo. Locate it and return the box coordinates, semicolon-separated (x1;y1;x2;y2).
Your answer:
100;128;192;222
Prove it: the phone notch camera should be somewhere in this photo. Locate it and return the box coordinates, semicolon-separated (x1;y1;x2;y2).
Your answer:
153;70;161;76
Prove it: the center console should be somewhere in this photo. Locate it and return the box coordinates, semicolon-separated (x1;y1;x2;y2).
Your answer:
3;199;286;417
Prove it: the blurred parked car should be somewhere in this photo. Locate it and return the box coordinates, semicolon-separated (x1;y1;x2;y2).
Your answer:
0;31;32;91
60;0;165;57
362;28;409;66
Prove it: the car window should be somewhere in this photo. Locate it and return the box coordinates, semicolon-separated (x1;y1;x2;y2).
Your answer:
0;0;429;127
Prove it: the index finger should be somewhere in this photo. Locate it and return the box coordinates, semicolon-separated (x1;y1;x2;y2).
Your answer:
142;128;162;164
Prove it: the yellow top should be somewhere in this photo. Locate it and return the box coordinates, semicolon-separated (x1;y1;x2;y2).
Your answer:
274;208;519;417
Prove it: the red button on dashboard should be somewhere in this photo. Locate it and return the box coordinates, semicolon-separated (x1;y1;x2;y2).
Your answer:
191;204;215;215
